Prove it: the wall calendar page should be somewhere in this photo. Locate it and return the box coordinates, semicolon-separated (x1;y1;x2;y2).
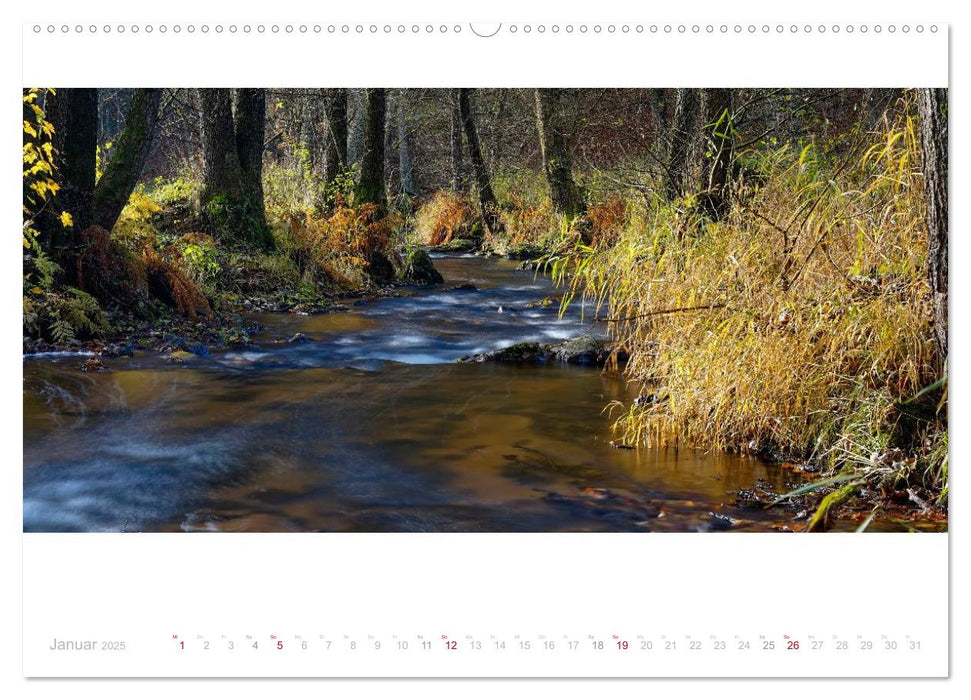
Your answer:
8;1;961;699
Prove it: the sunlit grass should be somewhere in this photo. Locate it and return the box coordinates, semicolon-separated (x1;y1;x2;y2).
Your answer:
550;101;947;505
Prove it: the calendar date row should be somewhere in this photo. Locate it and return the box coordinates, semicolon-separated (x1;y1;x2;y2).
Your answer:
173;635;923;653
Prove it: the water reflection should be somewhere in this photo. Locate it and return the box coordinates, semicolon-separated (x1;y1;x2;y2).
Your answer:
24;255;809;533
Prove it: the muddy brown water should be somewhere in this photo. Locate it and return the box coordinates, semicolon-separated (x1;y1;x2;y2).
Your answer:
24;254;818;533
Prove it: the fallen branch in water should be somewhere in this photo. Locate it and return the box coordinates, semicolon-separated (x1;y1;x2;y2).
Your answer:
595;303;726;323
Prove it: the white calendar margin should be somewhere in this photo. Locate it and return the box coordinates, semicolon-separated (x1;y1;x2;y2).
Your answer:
22;20;946;88
7;0;962;696
22;534;948;677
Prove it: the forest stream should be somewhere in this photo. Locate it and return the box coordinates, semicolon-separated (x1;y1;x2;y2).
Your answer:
24;254;812;533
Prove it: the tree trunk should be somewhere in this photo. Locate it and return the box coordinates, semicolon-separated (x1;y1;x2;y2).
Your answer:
648;88;670;139
534;88;585;221
355;88;387;208
918;88;949;360
299;97;318;169
700;88;734;220
666;88;703;200
50;88;99;239
384;92;398;198
458;88;504;236
233;88;269;240
397;91;417;198
489;89;507;171
199;88;246;204
450;89;465;192
323;88;348;187
92;88;162;234
347;89;366;166
198;88;270;247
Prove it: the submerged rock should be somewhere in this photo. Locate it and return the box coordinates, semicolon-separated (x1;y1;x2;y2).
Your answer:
399;248;444;285
368;251;397;283
186;342;210;357
443;282;478;292
100;340;136;358
505;243;546;261
429;238;476;253
549;335;615;366
705;512;738;532
287;333;311;344
161;332;188;350
464;341;546;363
79;357;109;372
459;335;626;367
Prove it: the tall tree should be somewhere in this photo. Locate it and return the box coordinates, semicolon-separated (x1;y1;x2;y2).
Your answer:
648;88;670;138
918;88;949;360
92;88;162;234
322;88;348;188
666;88;703;200
397;90;417;198
47;88;99;240
488;89;507;171
699;88;734;220
347;89;366;166
299;97;318;169
355;88;387;208
198;88;271;247
233;88;269;235
46;88;162;242
458;88;504;236
534;88;585;221
199;89;245;207
450;90;465;192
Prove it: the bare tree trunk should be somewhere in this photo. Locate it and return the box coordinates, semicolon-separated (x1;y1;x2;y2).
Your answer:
233;88;269;241
322;88;348;187
90;89;162;234
299;96;318;170
458;88;504;236
355;88;387;208
199;89;245;204
534;88;585;221
48;88;99;240
489;88;507;171
397;91;416;198
918;88;949;360
450;90;465;192
347;89;366;166
699;88;734;220
198;88;271;247
648;88;670;137
666;88;703;200
384;92;399;198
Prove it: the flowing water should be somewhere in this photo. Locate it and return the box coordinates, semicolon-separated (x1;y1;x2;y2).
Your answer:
23;254;806;533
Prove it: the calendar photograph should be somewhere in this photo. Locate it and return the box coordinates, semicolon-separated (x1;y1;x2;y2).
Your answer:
22;86;948;534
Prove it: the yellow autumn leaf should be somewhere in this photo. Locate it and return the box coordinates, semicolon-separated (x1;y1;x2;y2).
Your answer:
30;286;43;295
60;211;74;227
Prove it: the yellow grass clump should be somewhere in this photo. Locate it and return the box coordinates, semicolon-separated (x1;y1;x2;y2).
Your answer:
559;105;942;474
413;190;477;246
274;202;399;289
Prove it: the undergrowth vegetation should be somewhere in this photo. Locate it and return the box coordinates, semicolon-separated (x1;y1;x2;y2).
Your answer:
546;102;947;524
413;190;479;246
25;165;408;344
